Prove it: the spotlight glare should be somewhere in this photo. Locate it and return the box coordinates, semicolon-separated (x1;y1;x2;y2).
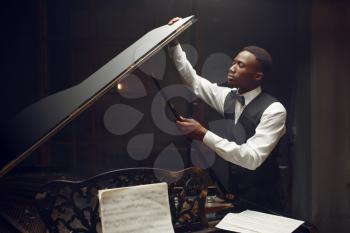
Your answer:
117;83;123;91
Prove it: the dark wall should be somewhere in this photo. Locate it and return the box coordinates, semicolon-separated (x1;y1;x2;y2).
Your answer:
1;1;41;119
310;1;350;232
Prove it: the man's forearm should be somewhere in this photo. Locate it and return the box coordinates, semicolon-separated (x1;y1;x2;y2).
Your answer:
203;131;264;170
169;44;197;87
169;44;229;115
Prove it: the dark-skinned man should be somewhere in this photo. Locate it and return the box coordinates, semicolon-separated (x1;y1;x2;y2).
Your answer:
168;17;287;213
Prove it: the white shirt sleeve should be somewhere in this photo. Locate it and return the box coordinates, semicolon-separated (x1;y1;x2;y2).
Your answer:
203;102;287;170
169;44;231;115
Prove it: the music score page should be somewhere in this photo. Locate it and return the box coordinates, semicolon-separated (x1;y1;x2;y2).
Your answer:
98;182;174;233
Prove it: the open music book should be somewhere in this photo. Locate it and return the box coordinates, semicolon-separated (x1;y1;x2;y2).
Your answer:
98;182;174;233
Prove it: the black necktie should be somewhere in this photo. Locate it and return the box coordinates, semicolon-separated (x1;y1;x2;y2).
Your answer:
229;90;245;106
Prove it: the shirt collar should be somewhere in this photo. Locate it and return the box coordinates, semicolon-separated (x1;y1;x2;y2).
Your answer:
233;86;262;106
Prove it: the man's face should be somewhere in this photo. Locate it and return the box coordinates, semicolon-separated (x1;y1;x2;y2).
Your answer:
227;50;260;93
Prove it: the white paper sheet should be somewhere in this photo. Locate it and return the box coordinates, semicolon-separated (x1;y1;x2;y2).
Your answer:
216;210;304;233
98;182;174;233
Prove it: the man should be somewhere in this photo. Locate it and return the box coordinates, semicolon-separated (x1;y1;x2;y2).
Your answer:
168;18;287;213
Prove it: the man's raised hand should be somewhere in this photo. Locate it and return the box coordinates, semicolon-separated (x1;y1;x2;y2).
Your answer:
167;17;182;46
168;17;182;25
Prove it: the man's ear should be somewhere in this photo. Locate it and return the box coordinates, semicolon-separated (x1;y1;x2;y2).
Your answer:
254;72;264;82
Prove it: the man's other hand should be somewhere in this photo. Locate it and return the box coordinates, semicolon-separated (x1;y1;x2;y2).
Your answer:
176;116;208;141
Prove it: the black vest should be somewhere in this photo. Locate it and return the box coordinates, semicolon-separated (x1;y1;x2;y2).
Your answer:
223;92;284;211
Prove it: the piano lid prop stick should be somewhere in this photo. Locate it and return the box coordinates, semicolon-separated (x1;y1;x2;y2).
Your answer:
151;76;181;121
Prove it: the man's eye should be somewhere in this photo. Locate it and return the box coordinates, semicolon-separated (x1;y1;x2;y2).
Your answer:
238;62;244;68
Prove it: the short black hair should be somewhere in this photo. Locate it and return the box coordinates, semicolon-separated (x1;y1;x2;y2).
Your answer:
243;46;272;75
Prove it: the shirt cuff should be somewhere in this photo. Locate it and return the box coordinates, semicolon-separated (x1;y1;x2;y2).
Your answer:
203;130;221;152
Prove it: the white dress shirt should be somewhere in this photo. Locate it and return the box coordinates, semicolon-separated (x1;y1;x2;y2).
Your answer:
170;44;287;170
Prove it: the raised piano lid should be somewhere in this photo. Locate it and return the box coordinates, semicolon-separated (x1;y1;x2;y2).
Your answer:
1;16;197;177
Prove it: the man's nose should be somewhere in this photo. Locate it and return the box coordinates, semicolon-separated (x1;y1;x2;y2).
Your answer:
229;64;236;73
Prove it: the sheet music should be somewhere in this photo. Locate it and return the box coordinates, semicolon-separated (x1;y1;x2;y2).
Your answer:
216;210;304;233
98;182;174;233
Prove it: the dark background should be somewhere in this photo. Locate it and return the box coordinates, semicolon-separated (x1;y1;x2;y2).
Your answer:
0;0;349;232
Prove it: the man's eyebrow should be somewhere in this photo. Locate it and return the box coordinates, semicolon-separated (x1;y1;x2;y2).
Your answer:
233;58;245;65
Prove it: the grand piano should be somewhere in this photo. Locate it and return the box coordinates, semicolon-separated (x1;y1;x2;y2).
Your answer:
0;16;317;233
0;16;220;233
